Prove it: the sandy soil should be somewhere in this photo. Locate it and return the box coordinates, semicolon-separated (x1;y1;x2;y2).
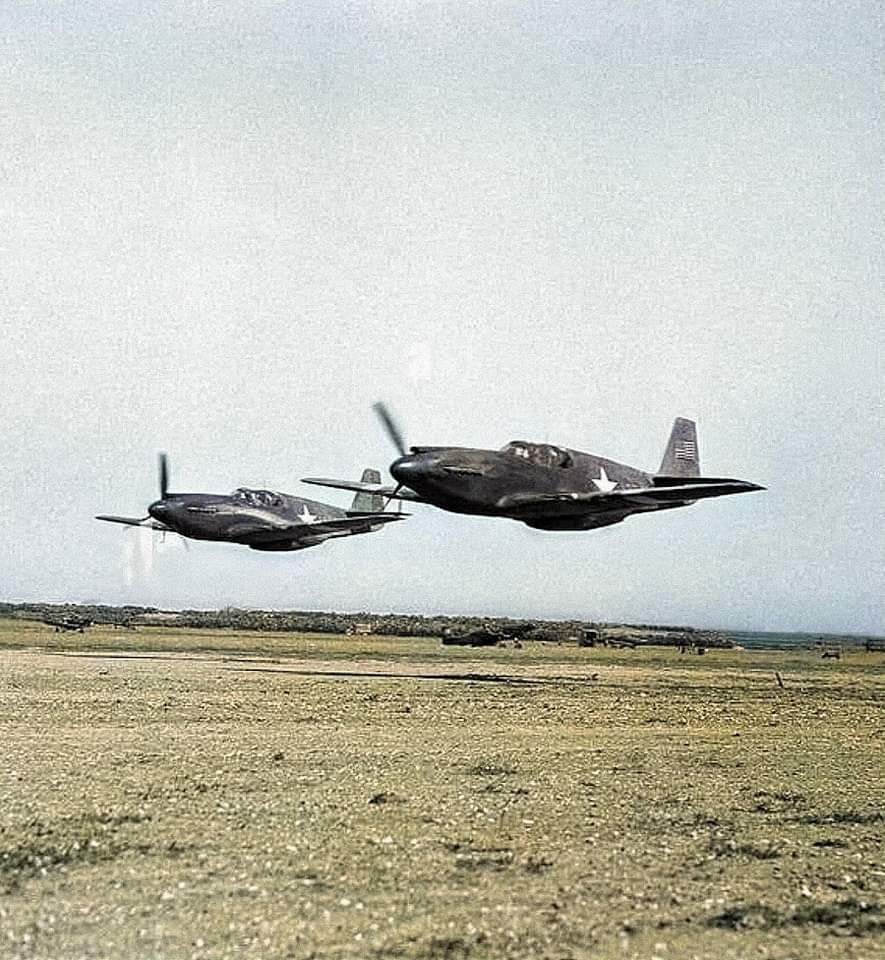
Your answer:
1;627;883;959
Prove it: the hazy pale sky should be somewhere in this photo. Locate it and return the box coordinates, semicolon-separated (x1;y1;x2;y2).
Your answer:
2;1;882;633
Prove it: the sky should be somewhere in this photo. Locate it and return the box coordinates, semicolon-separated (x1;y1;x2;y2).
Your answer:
1;1;882;634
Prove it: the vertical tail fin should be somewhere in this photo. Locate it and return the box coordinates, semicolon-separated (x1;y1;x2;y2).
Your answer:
350;468;384;513
657;418;700;478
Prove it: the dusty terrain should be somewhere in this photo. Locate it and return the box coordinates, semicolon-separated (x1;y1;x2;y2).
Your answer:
1;618;883;959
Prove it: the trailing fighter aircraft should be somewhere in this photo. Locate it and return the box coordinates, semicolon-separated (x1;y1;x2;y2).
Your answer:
302;404;764;531
97;455;406;551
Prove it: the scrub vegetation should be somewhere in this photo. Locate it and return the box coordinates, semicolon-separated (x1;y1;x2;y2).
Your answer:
1;619;882;959
0;601;734;646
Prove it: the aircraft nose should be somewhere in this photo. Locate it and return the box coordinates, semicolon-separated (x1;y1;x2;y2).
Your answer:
390;455;432;485
148;499;174;521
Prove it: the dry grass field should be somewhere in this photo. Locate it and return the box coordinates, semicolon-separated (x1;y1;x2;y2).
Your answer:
1;617;883;960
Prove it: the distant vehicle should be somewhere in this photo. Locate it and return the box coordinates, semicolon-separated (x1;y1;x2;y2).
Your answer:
97;456;407;552
43;616;93;633
303;404;764;532
441;626;509;647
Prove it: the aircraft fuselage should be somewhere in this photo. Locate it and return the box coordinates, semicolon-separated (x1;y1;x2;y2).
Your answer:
389;445;656;528
147;491;382;550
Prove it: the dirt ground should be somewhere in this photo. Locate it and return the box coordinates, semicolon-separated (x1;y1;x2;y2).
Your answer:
1;621;883;959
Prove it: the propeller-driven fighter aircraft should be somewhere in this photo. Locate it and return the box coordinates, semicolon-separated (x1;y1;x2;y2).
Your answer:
302;404;764;531
97;455;406;551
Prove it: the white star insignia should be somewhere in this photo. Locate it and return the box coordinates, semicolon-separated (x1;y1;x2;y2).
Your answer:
297;505;318;524
592;466;618;493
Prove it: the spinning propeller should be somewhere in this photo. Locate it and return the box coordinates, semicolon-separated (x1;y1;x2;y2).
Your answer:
372;402;412;500
372;402;408;458
96;452;188;585
152;453;187;547
158;452;170;500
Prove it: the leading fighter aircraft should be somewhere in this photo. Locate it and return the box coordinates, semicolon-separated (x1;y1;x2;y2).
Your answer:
302;404;764;531
97;455;406;550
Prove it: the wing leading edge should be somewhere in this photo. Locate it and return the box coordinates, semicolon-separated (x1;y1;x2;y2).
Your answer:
299;512;408;532
95;515;170;531
498;479;764;516
257;513;409;540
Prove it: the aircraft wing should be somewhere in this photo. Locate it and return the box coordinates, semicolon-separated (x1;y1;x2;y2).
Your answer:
96;515;170;531
498;479;764;516
255;512;409;539
307;512;408;530
300;478;427;503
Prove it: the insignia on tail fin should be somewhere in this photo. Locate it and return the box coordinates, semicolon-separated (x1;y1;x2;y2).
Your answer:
350;469;384;513
658;418;699;478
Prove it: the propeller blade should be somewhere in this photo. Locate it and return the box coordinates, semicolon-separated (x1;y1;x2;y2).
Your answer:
372;402;407;458
385;482;403;509
158;452;169;499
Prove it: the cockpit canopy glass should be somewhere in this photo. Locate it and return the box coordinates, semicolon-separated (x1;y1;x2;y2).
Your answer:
500;442;573;468
232;488;283;507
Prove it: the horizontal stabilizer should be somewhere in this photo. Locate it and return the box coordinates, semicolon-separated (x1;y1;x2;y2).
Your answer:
653;475;754;488
95;515;170;531
301;477;426;502
622;479;765;502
